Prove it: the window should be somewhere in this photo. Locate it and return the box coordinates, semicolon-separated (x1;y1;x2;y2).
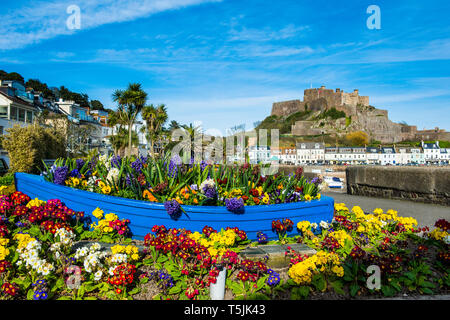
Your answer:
10;106;17;121
0;106;7;119
26;111;33;123
18;109;25;122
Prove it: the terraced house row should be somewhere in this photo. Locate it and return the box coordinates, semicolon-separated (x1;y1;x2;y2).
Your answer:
262;141;449;166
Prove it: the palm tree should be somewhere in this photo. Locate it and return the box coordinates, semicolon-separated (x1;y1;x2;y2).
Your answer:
108;127;139;155
141;104;168;157
112;83;148;157
168;120;181;131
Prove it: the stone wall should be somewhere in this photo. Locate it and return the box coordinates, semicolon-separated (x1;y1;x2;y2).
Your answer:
346;166;450;206
271;100;305;117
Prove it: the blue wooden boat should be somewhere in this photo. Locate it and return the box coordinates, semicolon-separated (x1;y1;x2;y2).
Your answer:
14;172;334;241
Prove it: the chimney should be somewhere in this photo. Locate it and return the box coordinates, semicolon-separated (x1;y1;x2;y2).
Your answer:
336;88;340;93
320;85;326;90
353;89;359;94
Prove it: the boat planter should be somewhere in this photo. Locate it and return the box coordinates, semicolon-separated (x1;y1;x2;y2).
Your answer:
14;172;334;241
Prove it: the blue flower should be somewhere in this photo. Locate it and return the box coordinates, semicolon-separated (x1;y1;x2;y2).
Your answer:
225;197;244;214
256;231;268;244
53;166;68;185
164;200;182;219
266;271;280;286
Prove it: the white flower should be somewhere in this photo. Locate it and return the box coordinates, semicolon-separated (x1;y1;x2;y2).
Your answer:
108;266;116;276
111;253;127;264
311;222;318;229
94;270;103;281
106;167;120;184
320;221;329;229
200;178;215;193
90;243;101;252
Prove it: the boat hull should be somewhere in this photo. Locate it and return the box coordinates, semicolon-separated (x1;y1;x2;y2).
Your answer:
15;172;334;241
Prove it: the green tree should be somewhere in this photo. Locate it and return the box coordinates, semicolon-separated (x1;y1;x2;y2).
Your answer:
2;124;66;173
141;104;168;157
344;131;369;146
90;99;105;111
112;83;148;157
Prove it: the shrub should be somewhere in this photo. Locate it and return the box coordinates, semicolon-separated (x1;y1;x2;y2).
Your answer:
1;124;66;174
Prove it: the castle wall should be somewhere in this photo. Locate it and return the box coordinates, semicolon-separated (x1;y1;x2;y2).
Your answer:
271;100;305;117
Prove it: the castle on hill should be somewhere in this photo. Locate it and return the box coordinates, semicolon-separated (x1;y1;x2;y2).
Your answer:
270;86;449;144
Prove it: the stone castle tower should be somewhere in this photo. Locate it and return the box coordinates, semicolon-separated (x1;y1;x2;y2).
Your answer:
271;86;369;117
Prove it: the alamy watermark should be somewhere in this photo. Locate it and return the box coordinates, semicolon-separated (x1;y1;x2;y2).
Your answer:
66;5;81;30
366;265;381;290
366;5;381;30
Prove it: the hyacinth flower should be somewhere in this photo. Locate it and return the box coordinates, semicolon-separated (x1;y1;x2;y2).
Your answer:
164;200;183;219
225;197;244;214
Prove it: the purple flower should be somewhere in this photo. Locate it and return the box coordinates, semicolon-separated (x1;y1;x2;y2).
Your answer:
202;185;217;199
225;197;244;214
76;159;85;171
131;159;143;174
164;200;182;218
53;166;68;185
200;160;208;171
111;155;121;169
69;169;80;178
256;231;268;244
168;155;181;178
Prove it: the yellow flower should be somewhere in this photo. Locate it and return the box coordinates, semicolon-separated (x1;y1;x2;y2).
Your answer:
111;244;125;254
98;181;106;189
0;238;9;246
373;208;384;215
0;246;10;260
316;193;321;200
304;194;312;201
26;198;46;208
72;177;80;186
105;213;118;222
0;186;7;192
131;253;139;261
297;221;311;232
332;265;344;277
102;185;111;194
92;207;104;219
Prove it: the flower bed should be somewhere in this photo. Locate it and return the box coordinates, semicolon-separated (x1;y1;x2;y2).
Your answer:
15;172;334;241
0;189;448;300
41;155;323;210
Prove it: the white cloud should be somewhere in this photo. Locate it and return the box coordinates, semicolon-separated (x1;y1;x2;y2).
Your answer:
0;0;221;50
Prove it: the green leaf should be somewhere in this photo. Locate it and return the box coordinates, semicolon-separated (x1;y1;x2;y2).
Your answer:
420;287;434;295
312;274;327;292
128;287;141;295
27;289;34;300
330;280;345;295
349;283;360;297
381;285;395;297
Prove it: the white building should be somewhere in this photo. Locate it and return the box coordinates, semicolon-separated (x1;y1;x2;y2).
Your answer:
379;147;396;165
422;141;440;164
365;147;380;165
280;147;296;165
248;146;271;164
296;142;324;164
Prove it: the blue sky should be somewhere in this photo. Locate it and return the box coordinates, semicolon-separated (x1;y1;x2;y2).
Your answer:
1;0;449;134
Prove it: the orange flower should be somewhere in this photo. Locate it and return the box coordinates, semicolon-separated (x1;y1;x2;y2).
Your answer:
143;190;157;202
193;198;198;204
